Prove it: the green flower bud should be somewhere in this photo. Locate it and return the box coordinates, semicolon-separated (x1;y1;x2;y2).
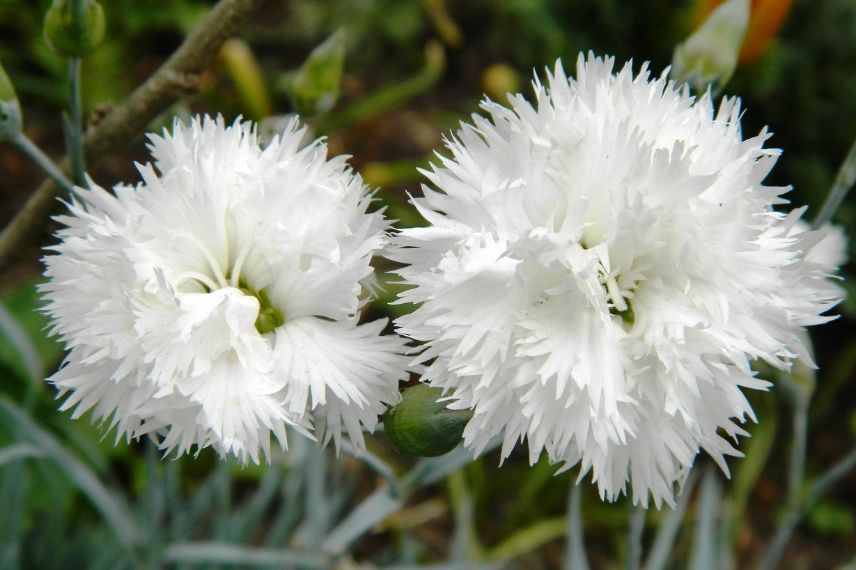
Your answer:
671;0;749;94
0;61;22;140
385;384;471;457
279;28;346;116
0;61;16;103
44;0;106;57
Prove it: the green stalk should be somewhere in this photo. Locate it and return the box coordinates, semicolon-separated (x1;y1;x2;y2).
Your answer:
11;133;75;195
66;57;86;186
755;389;810;570
626;502;646;570
564;483;589;570
813;137;856;228
755;445;856;570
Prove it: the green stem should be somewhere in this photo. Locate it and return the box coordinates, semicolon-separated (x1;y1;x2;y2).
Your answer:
626;502;645;570
11;133;75;195
756;390;810;570
66;57;86;186
564;483;589;570
805;446;856;507
643;470;700;570
813;136;856;228
757;445;856;570
70;0;86;26
787;392;809;520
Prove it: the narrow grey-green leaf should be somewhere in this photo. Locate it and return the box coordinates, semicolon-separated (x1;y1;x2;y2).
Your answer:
0;303;42;382
689;466;722;570
0;398;140;547
402;435;501;491
0;443;44;465
321;488;403;554
643;470;700;570
164;542;328;567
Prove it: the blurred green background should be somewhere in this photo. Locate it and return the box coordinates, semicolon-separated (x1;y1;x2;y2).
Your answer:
0;0;855;568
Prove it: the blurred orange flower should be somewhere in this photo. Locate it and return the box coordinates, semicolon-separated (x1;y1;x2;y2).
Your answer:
695;0;794;64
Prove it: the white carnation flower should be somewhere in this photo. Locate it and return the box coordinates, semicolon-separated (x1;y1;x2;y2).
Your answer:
391;53;843;507
41;115;408;463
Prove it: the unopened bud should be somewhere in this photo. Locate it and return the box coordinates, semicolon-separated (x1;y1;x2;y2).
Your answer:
672;0;749;94
0;61;22;140
279;28;347;116
385;384;470;457
44;0;106;57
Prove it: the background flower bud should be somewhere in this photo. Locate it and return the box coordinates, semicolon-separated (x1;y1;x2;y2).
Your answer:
43;0;106;57
0;61;22;139
278;28;346;116
385;384;471;457
672;0;749;93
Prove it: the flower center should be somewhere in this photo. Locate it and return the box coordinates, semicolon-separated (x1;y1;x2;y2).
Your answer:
172;239;286;334
597;266;637;327
237;279;285;334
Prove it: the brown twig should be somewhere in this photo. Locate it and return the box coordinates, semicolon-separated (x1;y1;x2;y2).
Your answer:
0;0;267;271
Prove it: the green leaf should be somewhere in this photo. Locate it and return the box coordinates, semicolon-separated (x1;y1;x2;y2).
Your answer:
806;500;855;536
316;41;445;132
163;542;328;567
643;470;700;570
0;299;42;383
402;435;501;492
0;278;63;384
487;516;566;561
321;488;403;555
0;461;28;550
0;398;141;547
0;443;44;465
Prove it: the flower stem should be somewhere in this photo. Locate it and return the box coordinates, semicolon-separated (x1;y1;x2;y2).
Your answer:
66;57;87;186
626;502;645;570
11;133;75;196
564;483;589;570
755;388;810;570
813;136;856;228
642;470;700;570
756;446;856;570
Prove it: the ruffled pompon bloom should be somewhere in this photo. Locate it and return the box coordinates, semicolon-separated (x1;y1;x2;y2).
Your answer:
389;53;843;507
42;115;409;463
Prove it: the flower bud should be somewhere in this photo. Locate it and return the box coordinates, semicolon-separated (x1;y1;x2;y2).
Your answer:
0;61;22;140
385;384;470;457
279;28;346;116
43;0;106;57
672;0;749;93
481;63;522;104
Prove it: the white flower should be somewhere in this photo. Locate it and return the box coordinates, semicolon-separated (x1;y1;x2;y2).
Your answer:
41;115;408;463
390;53;843;507
794;221;848;269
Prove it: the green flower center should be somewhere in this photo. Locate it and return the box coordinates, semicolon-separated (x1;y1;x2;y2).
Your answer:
237;279;285;334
